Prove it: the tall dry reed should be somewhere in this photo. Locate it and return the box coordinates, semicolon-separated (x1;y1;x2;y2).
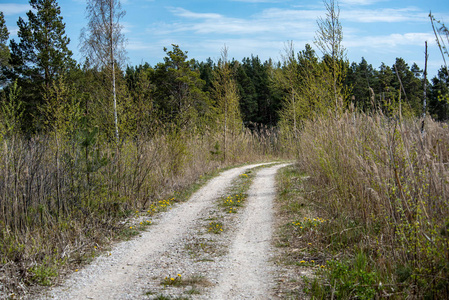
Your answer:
298;112;449;298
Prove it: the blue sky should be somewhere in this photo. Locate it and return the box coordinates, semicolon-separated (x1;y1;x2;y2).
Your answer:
1;0;449;77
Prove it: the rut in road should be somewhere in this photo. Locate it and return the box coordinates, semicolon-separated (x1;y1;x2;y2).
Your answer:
207;163;289;299
38;163;289;299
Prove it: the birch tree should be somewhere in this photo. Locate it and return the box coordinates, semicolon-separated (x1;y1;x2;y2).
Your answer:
314;0;347;115
81;0;126;143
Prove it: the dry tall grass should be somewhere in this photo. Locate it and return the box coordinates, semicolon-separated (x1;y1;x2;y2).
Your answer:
0;126;281;296
297;112;449;298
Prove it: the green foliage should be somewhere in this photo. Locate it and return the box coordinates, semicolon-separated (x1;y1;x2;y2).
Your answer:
275;42;347;152
429;67;449;120
123;63;156;137
7;0;74;131
41;75;82;136
0;12;10;86
308;253;380;299
237;56;280;126
81;0;127;143
0;80;24;135
161;274;183;287
29;257;59;286
212;47;243;161
151;45;210;128
207;221;224;234
314;0;348;116
346;58;375;111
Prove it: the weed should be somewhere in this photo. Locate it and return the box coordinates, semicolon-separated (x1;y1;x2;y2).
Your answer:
28;257;59;286
207;221;224;234
161;274;183;287
307;253;382;299
160;273;210;289
184;239;215;255
291;216;326;231
184;288;201;295
151;294;190;300
220;193;247;214
147;198;176;215
120;226;140;240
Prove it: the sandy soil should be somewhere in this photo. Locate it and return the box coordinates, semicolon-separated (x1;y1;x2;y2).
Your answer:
37;163;289;300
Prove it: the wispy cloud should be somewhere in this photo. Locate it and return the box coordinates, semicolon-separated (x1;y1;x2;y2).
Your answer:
340;0;386;6
0;3;30;16
341;7;428;23
166;7;317;38
345;32;436;48
229;0;286;3
168;7;222;20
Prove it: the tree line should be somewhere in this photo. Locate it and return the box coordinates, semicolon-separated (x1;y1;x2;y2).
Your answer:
0;0;448;141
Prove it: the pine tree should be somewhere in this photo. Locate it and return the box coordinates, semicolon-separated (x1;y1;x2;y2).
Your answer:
151;45;209;128
235;60;257;124
373;62;395;109
392;59;423;116
346;57;375;111
429;67;449;120
7;0;73;131
0;12;10;87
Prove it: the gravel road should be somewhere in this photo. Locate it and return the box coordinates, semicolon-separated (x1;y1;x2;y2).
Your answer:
38;163;289;300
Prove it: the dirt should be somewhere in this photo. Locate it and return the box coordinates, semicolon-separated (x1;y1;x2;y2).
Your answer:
37;163;291;300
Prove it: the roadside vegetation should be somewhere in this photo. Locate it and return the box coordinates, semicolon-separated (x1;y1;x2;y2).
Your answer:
276;113;449;299
297;113;449;299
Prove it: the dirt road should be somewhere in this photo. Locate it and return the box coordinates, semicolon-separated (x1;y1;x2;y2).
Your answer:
40;163;289;299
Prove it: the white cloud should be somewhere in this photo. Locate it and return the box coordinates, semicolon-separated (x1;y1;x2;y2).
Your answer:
168;7;222;20
340;0;386;6
230;0;285;3
345;32;436;48
165;7;317;38
0;3;30;16
8;26;19;36
341;7;428;23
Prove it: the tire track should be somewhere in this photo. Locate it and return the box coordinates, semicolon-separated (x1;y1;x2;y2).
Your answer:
207;163;289;299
